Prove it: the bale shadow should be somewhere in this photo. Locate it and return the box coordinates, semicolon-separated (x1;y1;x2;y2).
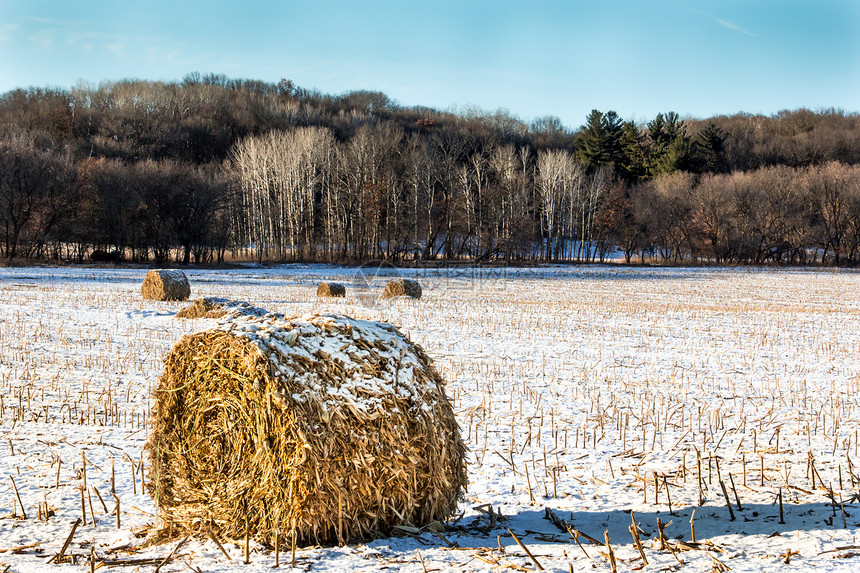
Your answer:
373;500;859;552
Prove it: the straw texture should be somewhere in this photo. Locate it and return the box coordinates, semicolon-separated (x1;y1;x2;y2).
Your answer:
174;298;267;320
175;298;229;319
146;311;466;547
141;270;191;301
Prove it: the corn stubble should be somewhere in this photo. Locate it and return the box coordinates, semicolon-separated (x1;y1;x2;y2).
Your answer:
3;267;860;570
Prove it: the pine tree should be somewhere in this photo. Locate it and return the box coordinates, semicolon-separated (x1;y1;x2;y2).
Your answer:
618;121;646;182
692;122;728;173
576;109;625;170
647;112;692;176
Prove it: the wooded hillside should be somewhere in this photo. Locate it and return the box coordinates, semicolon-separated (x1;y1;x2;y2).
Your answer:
2;74;859;265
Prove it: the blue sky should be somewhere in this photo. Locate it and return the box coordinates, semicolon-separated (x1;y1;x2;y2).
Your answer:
1;0;858;129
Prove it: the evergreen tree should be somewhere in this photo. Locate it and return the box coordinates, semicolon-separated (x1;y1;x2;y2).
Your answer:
662;134;694;173
647;112;683;151
692;122;728;173
647;111;693;176
618;121;646;182
576;109;624;170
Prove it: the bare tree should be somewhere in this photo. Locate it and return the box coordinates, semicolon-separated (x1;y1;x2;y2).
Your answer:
535;149;586;260
232;126;334;261
805;161;852;264
0;135;76;259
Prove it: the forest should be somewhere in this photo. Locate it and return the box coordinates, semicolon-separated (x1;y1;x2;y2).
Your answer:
1;73;860;266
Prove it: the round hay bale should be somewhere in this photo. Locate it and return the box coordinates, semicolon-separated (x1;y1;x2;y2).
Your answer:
142;269;191;301
146;312;466;546
316;282;346;297
381;278;422;299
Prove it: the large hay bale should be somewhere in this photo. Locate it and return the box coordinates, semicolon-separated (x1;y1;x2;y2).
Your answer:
316;282;346;297
381;278;422;299
146;312;466;546
142;269;191;301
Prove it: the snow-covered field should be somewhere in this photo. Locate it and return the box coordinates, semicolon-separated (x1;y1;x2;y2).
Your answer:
1;264;860;572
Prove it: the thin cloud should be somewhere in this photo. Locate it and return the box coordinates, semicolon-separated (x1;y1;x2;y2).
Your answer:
68;31;98;52
21;15;166;60
107;42;127;56
0;24;17;43
27;29;58;50
715;18;757;37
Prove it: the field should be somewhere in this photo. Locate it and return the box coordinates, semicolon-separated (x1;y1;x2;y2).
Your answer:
1;264;860;572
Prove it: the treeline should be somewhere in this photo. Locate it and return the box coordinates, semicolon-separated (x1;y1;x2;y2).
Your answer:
2;73;860;265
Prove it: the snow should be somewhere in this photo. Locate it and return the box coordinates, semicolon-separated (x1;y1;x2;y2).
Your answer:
214;311;438;414
158;270;188;282
1;264;860;572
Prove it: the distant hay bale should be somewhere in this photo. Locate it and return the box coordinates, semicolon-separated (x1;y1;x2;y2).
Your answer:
175;298;268;320
142;270;191;301
146;312;466;546
382;278;422;300
175;298;229;319
316;282;346;297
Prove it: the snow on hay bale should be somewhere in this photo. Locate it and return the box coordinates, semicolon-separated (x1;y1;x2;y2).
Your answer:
174;298;267;320
316;282;346;297
175;297;228;319
141;269;191;301
146;311;466;546
381;278;422;300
